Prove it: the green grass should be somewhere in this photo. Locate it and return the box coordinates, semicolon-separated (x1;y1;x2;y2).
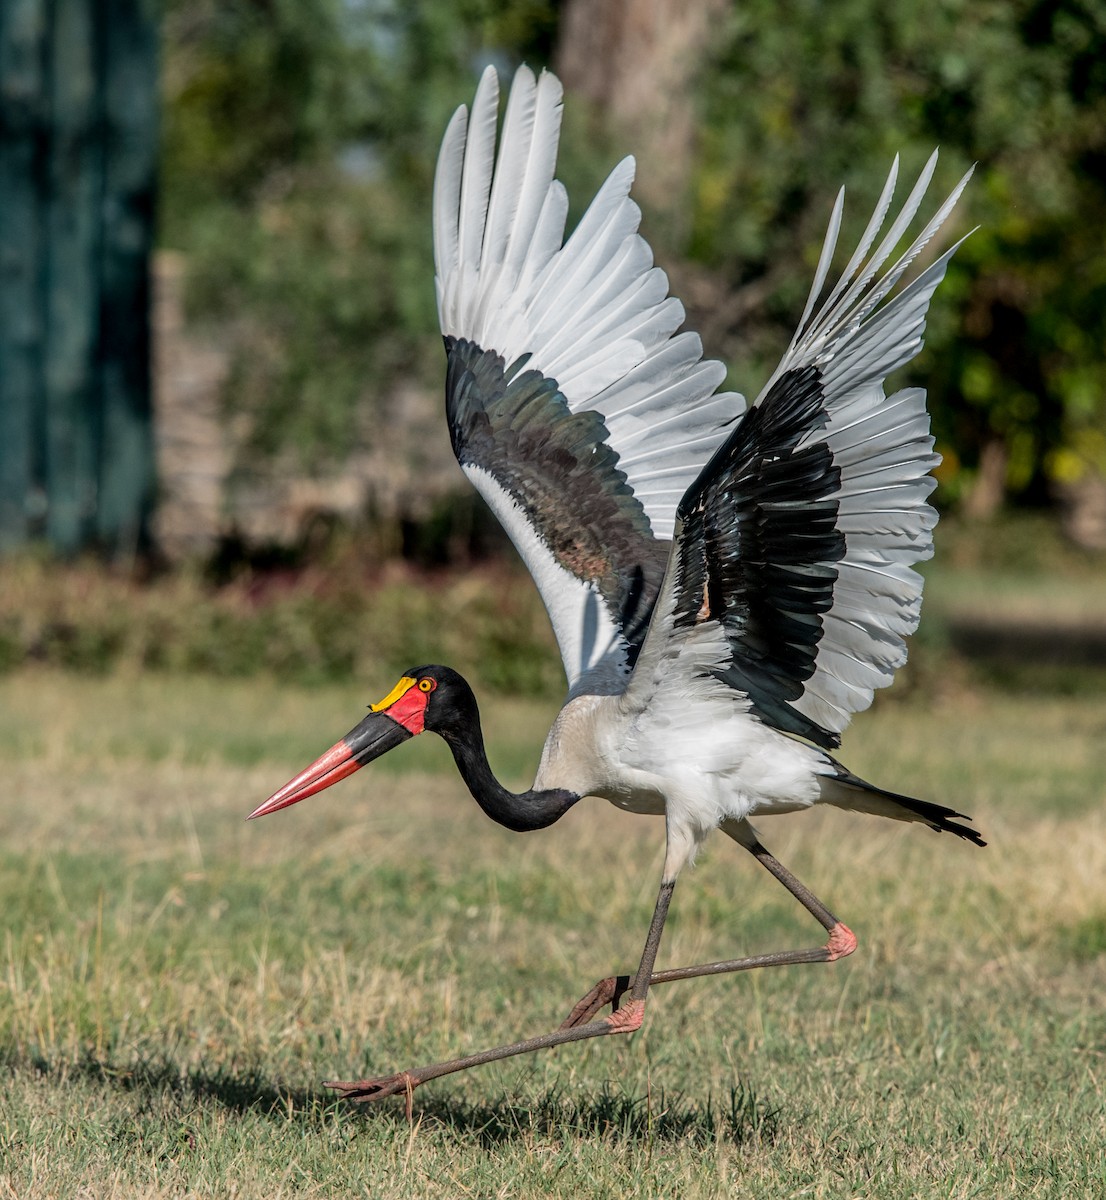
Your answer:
1;668;1105;1198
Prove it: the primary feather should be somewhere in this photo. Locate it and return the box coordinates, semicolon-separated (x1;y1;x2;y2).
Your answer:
628;154;973;749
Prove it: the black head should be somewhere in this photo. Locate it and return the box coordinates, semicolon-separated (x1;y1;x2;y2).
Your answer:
247;665;479;819
397;664;478;736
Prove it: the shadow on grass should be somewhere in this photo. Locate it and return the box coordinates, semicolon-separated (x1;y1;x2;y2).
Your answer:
14;1050;779;1146
946;616;1106;690
16;1050;323;1117
402;1079;780;1147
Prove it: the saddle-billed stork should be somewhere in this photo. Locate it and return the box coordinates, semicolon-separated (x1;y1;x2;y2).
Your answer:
248;65;982;1108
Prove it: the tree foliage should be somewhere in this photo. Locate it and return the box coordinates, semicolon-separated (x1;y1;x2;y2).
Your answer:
687;0;1106;508
161;0;559;466
160;0;1106;513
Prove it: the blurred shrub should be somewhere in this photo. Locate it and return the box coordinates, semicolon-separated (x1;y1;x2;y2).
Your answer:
0;553;564;696
4;511;1103;700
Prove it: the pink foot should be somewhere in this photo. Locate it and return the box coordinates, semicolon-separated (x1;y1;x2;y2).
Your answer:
826;921;858;961
605;998;646;1033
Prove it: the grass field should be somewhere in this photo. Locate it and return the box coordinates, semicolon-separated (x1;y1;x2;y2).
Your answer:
2;666;1104;1198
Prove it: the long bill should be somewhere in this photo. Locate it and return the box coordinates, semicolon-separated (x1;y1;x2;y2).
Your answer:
246;710;413;820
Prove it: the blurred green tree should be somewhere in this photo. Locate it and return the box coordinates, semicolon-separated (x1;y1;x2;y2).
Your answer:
161;0;558;470
685;0;1106;518
161;0;1106;532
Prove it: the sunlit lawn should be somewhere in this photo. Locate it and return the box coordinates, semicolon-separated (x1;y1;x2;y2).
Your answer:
1;667;1104;1198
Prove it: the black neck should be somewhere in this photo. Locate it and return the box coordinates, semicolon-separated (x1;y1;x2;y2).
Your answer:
437;723;580;833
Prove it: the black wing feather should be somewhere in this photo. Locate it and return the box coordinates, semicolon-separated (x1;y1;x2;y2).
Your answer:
673;366;847;747
446;336;669;662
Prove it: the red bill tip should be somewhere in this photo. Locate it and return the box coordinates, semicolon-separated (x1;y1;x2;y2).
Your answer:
247;739;362;820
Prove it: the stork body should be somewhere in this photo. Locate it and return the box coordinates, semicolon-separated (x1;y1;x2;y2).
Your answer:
249;65;982;1108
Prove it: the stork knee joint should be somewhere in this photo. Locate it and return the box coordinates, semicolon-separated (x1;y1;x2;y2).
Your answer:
605;998;646;1033
826;922;858;961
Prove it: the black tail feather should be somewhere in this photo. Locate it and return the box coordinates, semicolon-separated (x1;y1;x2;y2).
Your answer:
826;763;987;847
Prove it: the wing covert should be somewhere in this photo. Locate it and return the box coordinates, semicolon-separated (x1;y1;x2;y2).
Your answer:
446;336;669;684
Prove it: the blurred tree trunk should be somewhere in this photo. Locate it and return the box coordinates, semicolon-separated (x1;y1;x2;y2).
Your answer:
554;0;726;227
0;0;158;560
962;439;1008;522
1058;473;1106;550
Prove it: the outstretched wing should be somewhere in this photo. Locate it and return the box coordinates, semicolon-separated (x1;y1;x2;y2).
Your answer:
435;65;743;696
628;153;973;748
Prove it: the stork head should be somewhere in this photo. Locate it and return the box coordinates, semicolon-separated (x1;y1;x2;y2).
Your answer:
247;665;470;819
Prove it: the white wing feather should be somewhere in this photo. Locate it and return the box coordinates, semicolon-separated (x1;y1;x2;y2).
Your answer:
436;66;743;542
435;65;743;691
775;157;973;737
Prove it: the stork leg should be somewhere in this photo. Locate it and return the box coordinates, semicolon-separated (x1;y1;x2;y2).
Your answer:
325;823;854;1108
560;821;856;1028
325;877;678;1111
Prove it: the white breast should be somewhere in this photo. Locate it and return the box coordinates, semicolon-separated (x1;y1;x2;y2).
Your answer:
532;687;829;833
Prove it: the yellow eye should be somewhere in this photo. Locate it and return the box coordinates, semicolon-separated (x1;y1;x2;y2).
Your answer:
418;678;436;693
